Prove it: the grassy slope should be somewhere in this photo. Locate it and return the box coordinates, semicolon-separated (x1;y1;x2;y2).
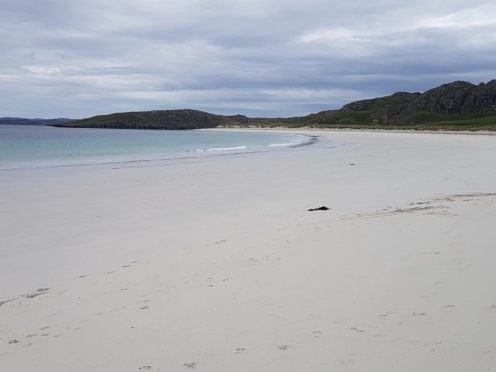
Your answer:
247;112;496;131
244;86;496;130
58;110;227;129
69;112;147;127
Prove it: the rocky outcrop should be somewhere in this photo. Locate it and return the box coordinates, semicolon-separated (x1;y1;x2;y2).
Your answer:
338;80;496;125
412;80;496;114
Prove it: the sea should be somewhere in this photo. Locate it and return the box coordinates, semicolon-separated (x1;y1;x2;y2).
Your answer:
0;125;314;170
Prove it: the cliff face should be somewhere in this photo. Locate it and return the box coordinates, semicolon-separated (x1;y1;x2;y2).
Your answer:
58;110;249;129
412;80;496;114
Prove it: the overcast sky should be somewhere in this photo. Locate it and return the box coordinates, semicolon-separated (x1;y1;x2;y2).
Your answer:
1;0;496;118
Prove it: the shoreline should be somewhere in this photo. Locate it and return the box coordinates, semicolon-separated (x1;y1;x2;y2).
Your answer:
210;125;496;136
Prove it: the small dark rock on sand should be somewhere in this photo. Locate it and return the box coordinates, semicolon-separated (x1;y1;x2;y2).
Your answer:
308;206;330;212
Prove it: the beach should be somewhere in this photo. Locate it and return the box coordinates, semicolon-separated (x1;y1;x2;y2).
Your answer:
1;130;496;371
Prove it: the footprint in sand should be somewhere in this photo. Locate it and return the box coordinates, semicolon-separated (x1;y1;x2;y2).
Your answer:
233;347;246;353
24;288;50;299
350;327;365;333
122;261;139;268
0;299;14;307
339;358;355;365
73;275;88;279
8;340;19;344
410;312;427;317
184;362;197;368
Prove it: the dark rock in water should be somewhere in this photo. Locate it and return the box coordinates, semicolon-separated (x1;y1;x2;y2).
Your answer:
308;206;330;211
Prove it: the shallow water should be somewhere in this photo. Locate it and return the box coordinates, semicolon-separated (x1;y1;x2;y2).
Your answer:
0;125;311;169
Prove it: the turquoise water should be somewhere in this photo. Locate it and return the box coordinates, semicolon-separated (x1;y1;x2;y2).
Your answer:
0;125;312;169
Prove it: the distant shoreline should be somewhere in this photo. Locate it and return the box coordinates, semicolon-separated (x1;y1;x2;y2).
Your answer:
209;126;496;136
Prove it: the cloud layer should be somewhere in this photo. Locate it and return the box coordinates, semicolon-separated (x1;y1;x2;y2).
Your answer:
1;0;496;118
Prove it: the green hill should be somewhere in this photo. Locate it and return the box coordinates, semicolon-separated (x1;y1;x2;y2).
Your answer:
56;110;249;130
57;80;496;131
251;80;496;129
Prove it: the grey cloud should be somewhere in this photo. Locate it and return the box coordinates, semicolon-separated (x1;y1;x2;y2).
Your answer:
1;0;496;118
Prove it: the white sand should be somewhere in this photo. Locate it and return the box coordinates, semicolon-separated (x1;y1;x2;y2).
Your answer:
1;131;496;371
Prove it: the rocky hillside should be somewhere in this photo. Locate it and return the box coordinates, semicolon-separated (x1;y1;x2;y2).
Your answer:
57;109;249;129
297;80;496;127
